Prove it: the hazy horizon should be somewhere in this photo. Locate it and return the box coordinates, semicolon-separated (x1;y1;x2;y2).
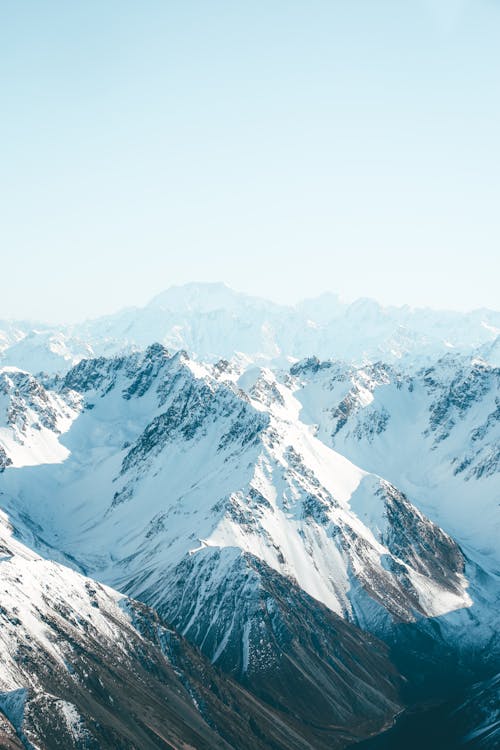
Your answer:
2;280;499;328
2;1;499;321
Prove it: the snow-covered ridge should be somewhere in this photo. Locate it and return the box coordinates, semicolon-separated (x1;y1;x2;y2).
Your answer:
289;353;500;561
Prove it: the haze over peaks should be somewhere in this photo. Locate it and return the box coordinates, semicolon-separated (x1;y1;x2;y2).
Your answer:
1;282;499;375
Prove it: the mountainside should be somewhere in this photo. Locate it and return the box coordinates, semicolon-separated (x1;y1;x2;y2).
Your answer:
454;672;500;748
1;283;499;373
0;502;402;750
0;303;498;748
288;355;500;562
0;322;32;357
1;347;497;670
0;348;474;621
354;671;500;750
0;367;80;468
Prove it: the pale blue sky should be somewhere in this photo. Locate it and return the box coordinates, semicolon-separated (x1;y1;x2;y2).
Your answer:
1;0;499;322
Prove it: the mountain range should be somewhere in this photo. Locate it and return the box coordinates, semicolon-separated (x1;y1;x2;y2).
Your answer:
1;283;499;374
0;283;498;749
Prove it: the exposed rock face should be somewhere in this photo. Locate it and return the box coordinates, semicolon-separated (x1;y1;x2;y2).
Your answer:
152;547;401;747
0;445;12;471
377;481;466;595
0;710;24;750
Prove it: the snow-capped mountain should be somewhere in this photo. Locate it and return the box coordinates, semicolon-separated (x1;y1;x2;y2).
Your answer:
1;347;497;670
1;283;499;373
0;495;402;750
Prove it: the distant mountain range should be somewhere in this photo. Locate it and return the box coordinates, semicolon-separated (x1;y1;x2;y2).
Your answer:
1;282;499;373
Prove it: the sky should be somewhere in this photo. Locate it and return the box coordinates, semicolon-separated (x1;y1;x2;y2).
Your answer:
1;0;499;322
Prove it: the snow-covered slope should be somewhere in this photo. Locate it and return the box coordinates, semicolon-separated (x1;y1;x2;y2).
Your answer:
289;355;500;563
478;334;500;367
0;322;32;357
2;283;499;373
0;331;93;375
0;368;80;468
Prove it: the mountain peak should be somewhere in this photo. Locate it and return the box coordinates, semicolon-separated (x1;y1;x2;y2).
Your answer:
147;282;272;313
